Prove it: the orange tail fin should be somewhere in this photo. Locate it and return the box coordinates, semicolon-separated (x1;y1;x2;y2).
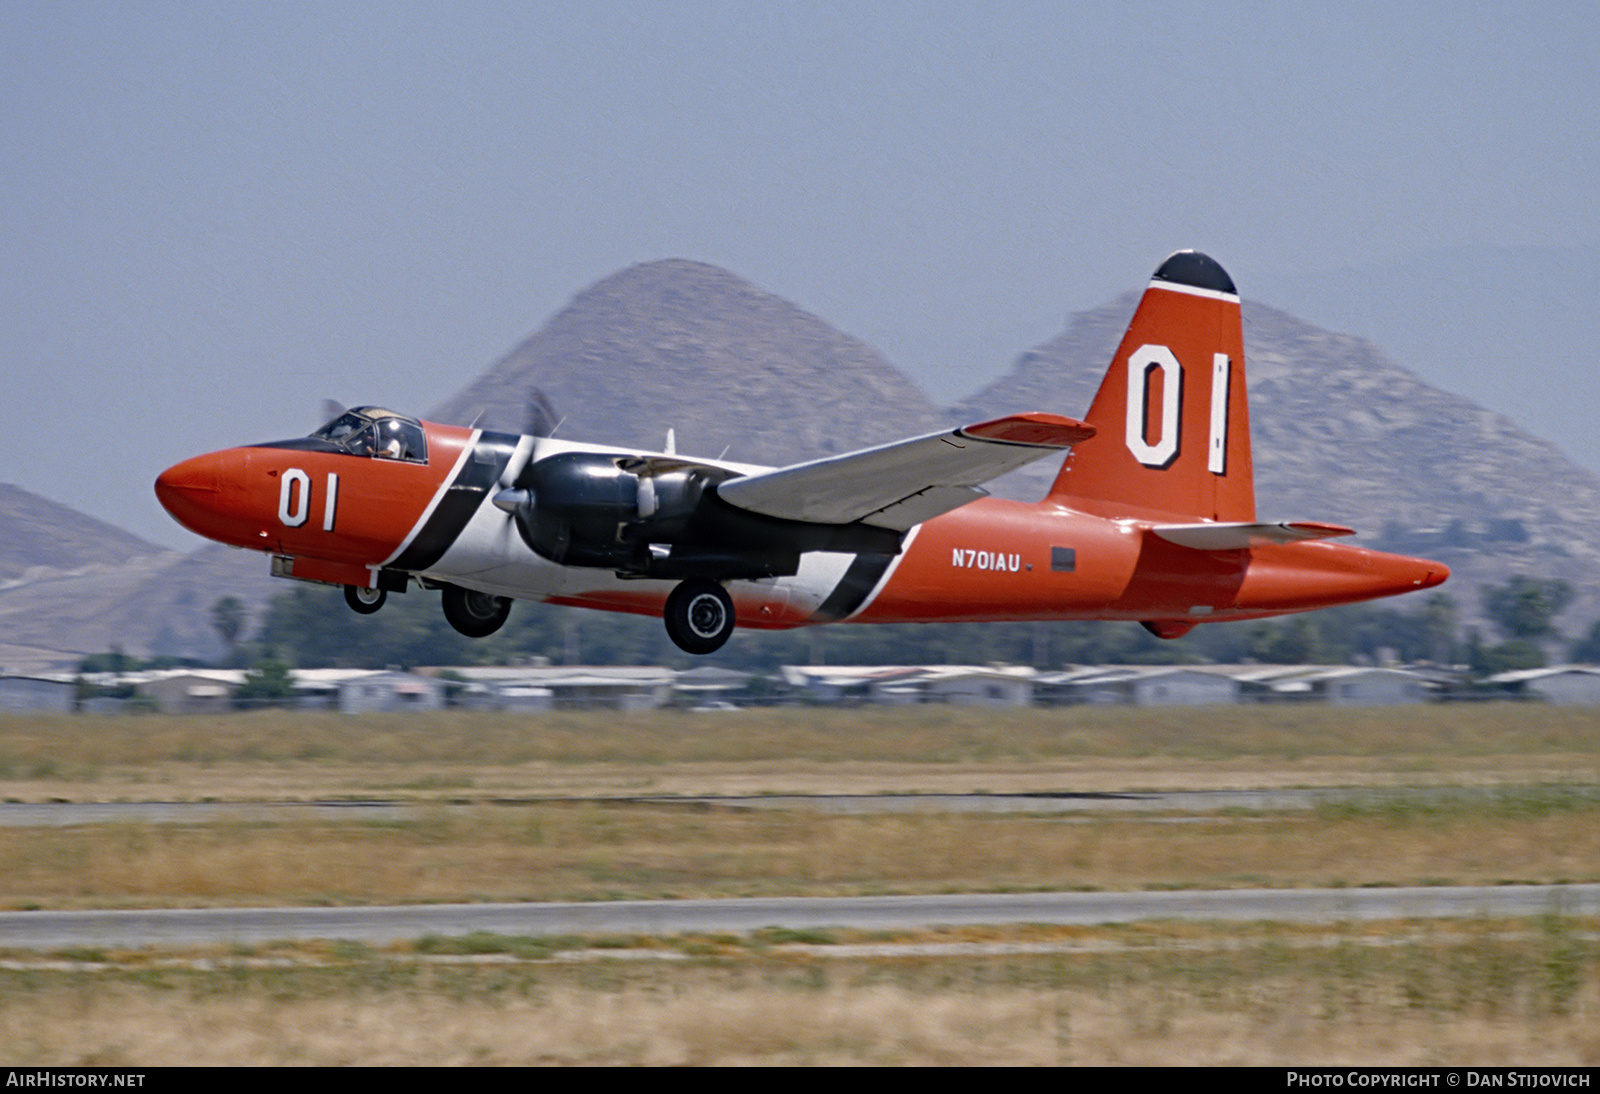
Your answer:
1048;251;1255;523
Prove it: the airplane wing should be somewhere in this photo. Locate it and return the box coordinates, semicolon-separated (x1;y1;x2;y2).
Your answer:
714;413;1094;531
1151;521;1355;550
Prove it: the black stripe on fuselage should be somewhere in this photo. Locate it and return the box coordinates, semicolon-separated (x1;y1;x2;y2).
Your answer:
388;431;519;573
810;552;896;623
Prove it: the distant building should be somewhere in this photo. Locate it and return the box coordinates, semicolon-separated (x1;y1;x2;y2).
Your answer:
1042;666;1242;707
1486;666;1600;705
136;670;246;714
1249;666;1437;706
0;674;76;713
896;666;1035;707
425;666;674;711
1035;663;1446;706
289;668;388;710
491;682;555;713
13;659;1465;714
779;665;882;705
672;665;756;707
335;671;445;714
780;665;1035;707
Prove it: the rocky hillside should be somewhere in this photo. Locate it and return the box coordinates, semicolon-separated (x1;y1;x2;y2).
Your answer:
0;483;164;586
0;484;270;673
0;544;275;673
429;259;944;464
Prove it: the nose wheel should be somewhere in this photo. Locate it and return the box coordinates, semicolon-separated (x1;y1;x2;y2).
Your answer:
664;580;735;654
343;584;387;614
441;584;513;637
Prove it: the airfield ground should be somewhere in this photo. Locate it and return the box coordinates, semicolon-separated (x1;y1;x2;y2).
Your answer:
0;704;1596;1064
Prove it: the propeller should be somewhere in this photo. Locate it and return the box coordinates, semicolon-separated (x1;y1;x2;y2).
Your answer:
527;390;562;438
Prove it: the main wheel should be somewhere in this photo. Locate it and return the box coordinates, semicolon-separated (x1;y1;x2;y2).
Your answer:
664;580;735;655
441;584;512;638
343;584;386;615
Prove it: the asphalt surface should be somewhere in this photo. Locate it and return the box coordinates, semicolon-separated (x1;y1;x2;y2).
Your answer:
0;785;1508;827
3;885;1597;951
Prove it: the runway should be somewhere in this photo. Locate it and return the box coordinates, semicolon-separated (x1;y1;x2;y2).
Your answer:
3;884;1597;951
0;784;1517;827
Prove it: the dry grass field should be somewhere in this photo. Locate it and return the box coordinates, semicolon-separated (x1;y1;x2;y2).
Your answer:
1;703;1597;1064
4;920;1598;1065
4;789;1600;909
1;703;1597;799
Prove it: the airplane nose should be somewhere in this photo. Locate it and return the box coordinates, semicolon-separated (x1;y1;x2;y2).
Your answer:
154;454;220;513
154;449;266;547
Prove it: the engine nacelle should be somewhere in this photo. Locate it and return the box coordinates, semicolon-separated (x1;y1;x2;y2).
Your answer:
491;451;691;570
494;450;899;581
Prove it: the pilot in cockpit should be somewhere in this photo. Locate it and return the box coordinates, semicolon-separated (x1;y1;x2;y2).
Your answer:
313;408;426;463
374;417;407;460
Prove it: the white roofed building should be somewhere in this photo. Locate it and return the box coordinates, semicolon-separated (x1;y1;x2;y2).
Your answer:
1485;666;1600;705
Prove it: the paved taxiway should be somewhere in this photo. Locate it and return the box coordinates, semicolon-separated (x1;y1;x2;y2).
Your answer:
3;885;1597;951
0;785;1533;827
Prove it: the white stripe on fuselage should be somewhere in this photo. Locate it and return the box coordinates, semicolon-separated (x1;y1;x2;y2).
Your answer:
416;435;780;602
841;524;921;621
410;433;929;624
377;428;482;568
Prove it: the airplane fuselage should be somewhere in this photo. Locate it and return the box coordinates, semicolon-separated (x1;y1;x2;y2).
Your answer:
155;251;1449;652
156;422;1446;637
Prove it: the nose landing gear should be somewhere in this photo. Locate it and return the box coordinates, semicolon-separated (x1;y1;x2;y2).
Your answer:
343;584;387;615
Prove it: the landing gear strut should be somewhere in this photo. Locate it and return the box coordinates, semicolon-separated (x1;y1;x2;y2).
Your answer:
441;584;512;637
664;580;735;655
343;584;386;614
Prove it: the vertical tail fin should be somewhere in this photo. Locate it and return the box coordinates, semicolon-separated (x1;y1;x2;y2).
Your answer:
1048;251;1255;522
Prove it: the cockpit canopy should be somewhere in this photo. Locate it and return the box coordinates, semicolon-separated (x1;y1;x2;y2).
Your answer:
312;407;427;462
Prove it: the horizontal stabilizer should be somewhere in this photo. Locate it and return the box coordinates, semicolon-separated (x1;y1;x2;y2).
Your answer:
717;413;1093;531
1151;521;1355;551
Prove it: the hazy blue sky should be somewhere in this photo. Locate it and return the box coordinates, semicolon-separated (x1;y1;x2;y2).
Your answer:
4;1;1598;547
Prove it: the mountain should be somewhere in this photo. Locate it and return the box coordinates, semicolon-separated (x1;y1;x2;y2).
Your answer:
429;259;944;464
0;482;277;672
0;483;164;586
0;543;276;674
1256;243;1600;486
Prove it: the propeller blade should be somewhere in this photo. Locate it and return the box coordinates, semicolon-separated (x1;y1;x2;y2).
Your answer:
527;390;561;438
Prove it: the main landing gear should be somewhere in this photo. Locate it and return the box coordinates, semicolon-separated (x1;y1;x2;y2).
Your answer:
344;577;728;651
664;579;735;655
441;584;513;638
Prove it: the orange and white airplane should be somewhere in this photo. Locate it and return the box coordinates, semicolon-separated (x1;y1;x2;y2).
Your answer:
155;251;1447;654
